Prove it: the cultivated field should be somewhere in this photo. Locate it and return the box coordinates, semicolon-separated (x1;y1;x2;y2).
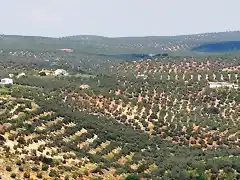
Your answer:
0;52;239;179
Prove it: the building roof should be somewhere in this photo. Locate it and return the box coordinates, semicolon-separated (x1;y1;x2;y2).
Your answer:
1;78;13;80
54;69;68;76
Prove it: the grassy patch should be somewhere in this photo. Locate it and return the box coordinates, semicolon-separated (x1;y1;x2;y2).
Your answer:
74;73;95;78
0;87;10;94
12;84;42;90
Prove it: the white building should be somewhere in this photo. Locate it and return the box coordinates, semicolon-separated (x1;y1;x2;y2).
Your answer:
208;82;238;89
0;78;13;85
54;69;69;76
79;84;90;89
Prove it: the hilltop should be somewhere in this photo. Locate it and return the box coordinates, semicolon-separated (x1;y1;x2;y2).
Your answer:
1;31;240;54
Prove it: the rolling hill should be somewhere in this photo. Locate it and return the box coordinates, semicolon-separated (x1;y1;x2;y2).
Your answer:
0;31;239;179
1;31;240;55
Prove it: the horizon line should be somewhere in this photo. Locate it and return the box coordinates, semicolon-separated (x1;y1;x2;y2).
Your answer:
0;30;240;39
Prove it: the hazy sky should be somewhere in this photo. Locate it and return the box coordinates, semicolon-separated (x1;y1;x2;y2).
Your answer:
1;0;239;37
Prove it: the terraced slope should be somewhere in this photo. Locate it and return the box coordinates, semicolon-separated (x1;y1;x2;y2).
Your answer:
0;49;114;74
0;55;239;179
67;59;240;150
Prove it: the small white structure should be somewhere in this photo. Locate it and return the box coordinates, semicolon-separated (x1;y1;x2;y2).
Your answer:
79;84;90;90
59;48;73;53
136;72;148;79
9;74;14;78
16;72;26;79
54;69;69;76
0;78;13;85
208;82;238;89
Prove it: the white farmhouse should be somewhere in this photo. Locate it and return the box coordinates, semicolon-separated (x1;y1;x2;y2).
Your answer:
0;78;13;85
208;82;238;89
54;69;69;76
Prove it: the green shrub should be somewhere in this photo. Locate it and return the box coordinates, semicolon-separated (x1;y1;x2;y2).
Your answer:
16;159;22;166
6;166;12;172
64;175;70;180
49;169;59;177
10;173;16;179
42;164;49;171
125;175;140;180
23;172;30;178
32;166;38;172
19;166;24;172
36;172;43;179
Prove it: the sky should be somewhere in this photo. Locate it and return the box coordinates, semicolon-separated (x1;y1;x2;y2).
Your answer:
1;0;239;37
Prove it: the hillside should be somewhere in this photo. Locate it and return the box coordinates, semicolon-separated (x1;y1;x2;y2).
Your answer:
192;41;240;52
64;31;240;53
1;31;240;55
0;53;239;179
0;31;239;179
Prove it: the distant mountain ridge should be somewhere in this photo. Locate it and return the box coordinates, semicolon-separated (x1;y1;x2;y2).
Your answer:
1;31;240;54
